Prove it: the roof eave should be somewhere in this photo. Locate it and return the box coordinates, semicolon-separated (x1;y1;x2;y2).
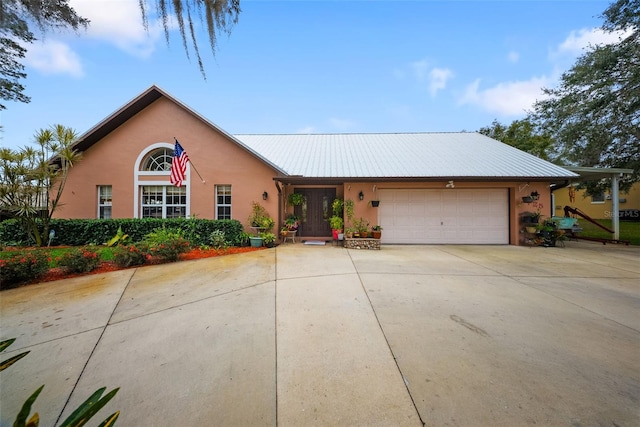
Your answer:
274;175;578;184
65;85;289;176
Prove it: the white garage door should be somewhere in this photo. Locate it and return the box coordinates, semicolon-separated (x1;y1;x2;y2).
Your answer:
378;189;509;244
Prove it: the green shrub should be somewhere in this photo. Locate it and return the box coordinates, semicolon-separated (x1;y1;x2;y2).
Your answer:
113;243;149;268
144;227;191;262
0;251;49;289
0;218;245;247
209;230;228;249
56;246;101;273
235;231;252;247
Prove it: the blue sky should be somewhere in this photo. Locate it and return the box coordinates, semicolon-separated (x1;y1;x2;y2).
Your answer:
0;0;621;151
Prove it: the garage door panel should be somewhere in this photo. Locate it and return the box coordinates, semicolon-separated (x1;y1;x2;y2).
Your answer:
380;189;508;244
393;190;411;202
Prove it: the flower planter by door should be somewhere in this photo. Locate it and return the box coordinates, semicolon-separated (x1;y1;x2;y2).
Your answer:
249;237;263;247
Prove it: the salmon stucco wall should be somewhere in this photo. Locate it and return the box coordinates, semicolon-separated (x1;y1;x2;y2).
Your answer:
55;97;280;228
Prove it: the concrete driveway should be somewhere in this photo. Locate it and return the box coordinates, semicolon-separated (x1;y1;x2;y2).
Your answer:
1;242;638;426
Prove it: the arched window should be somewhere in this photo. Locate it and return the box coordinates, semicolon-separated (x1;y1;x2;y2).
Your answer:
134;143;190;218
141;148;173;171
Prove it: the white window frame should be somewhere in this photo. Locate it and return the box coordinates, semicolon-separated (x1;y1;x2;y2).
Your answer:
140;185;187;219
98;185;112;219
216;185;232;220
591;191;605;204
133;143;190;218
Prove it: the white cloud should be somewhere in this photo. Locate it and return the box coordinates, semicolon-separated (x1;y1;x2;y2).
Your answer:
459;76;551;116
402;59;453;96
458;27;631;117
507;51;519;63
428;68;453;97
25;41;83;77
552;27;633;58
71;0;162;58
24;1;164;77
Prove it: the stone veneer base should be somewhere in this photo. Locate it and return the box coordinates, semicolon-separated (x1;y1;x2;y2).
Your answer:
344;238;381;250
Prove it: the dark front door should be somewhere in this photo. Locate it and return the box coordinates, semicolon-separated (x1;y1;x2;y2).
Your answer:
294;188;335;237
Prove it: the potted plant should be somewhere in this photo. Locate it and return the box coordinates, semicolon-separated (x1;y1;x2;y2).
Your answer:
329;216;344;240
284;214;300;231
523;210;541;225
249;236;263;247
354;217;370;238
332;198;344;217
248;201;274;232
345;227;356;239
344;199;354;221
371;225;382;239
260;232;277;248
537;220;558;247
343;198;355;236
288;193;305;206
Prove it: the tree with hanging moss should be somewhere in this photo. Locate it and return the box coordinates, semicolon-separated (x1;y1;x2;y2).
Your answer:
138;0;241;78
1;0;241;109
0;0;89;110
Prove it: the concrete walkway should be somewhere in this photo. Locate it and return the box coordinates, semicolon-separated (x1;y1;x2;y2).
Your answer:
1;242;639;426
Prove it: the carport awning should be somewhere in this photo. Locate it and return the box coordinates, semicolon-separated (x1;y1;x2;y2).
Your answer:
561;166;635;240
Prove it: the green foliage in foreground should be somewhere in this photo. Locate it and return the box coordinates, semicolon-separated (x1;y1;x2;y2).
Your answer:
1;338;120;426
576;219;640;245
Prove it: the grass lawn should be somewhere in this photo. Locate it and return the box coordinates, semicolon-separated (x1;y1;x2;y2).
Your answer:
575;219;640;245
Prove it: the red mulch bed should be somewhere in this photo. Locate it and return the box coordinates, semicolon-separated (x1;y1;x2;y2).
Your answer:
21;246;266;286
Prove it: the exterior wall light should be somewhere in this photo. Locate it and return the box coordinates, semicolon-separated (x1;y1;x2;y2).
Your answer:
262;191;268;200
358;191;364;201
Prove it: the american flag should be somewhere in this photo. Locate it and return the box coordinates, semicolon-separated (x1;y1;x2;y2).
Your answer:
170;140;190;187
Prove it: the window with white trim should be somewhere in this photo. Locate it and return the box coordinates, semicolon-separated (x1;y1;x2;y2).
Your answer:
141;185;187;218
591;191;605;204
98;186;112;219
216;185;232;219
142;148;173;171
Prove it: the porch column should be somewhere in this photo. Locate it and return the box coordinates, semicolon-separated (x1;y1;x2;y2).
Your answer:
611;173;620;241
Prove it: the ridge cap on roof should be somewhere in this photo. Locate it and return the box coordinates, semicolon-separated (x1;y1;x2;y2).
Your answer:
233;131;479;136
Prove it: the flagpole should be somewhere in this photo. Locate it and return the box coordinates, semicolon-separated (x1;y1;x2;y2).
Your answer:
190;162;206;184
175;137;206;183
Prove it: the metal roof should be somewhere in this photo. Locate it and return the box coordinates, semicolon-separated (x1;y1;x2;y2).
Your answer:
233;133;578;180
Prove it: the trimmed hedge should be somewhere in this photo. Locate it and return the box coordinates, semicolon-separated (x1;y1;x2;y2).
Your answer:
0;218;245;247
